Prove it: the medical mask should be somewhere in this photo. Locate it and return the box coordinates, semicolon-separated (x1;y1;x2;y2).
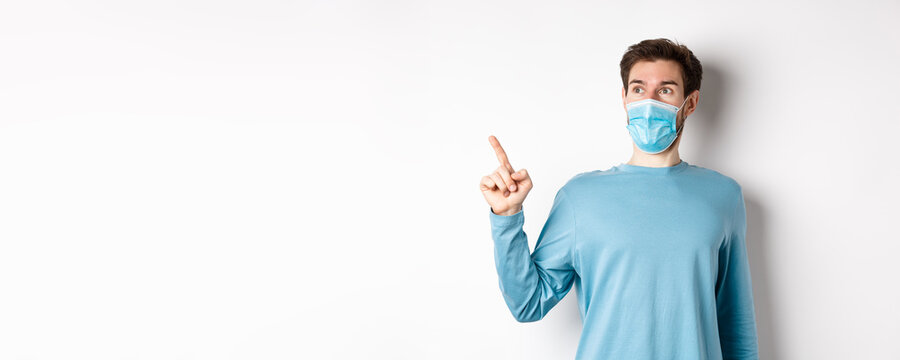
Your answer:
625;97;689;154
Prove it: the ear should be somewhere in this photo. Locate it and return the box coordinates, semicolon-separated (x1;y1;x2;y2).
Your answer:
683;90;700;117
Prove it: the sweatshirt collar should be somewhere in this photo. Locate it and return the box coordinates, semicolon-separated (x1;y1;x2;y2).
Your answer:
616;159;689;175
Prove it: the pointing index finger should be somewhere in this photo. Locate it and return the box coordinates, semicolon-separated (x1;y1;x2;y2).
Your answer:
488;135;514;171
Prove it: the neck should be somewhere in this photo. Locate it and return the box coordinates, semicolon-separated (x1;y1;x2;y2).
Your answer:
626;138;683;167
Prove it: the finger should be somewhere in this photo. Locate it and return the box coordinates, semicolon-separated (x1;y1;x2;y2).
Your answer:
510;168;528;181
513;169;532;188
480;175;496;191
496;165;517;192
489;173;509;197
488;135;514;172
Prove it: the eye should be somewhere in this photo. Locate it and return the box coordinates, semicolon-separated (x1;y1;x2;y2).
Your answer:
659;88;672;95
633;87;644;94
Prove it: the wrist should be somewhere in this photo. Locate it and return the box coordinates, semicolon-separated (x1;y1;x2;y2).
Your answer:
494;205;522;216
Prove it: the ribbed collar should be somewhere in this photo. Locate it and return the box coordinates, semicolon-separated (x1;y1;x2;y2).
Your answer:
615;159;689;175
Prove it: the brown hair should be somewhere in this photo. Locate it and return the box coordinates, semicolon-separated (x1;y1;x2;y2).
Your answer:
620;38;703;97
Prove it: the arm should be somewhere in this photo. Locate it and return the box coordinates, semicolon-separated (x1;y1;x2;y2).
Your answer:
715;187;760;359
488;187;577;323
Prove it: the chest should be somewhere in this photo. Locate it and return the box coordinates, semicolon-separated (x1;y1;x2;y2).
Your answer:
575;192;728;261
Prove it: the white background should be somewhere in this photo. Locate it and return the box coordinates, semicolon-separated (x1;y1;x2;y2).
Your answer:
1;1;898;359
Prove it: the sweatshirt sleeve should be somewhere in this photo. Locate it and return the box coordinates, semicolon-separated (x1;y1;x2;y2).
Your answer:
488;187;577;323
715;186;760;359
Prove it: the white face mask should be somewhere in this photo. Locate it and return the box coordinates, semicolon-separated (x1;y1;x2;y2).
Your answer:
625;96;689;154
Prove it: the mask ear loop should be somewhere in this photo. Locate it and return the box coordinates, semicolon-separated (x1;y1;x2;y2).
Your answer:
674;95;691;134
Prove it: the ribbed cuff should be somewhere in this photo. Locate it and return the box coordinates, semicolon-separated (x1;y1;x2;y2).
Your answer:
489;207;524;227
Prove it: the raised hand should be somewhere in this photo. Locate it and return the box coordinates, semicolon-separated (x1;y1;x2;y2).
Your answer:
480;135;533;216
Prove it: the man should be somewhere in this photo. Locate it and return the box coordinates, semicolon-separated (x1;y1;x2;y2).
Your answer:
479;38;759;359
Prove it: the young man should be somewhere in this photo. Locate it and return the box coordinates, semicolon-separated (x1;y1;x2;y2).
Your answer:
480;38;759;359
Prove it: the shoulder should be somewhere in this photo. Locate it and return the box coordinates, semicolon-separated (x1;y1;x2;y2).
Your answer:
559;169;603;194
554;169;619;204
560;165;623;189
684;163;745;211
686;163;742;193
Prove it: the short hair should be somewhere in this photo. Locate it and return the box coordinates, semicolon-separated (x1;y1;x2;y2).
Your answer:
619;38;703;97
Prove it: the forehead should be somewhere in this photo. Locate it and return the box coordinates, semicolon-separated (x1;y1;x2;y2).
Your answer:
628;59;683;86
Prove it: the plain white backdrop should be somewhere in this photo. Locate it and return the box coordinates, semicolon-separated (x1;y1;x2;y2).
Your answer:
1;0;898;359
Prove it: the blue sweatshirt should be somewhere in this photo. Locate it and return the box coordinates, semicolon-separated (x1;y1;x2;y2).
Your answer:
489;160;759;360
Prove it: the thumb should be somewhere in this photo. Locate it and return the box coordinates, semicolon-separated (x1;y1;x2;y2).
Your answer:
510;169;527;179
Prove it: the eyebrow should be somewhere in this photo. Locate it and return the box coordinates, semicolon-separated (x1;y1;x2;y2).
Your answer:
628;79;681;87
